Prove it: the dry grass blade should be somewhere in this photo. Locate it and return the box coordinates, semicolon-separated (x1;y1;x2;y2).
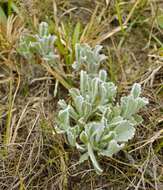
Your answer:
4;66;20;147
41;62;71;89
92;25;128;46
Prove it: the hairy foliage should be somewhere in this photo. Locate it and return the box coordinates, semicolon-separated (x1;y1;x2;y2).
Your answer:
18;23;149;174
18;22;58;62
56;44;149;174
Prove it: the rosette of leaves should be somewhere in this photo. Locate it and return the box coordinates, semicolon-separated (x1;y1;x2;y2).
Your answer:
56;67;148;173
72;43;107;75
18;22;57;62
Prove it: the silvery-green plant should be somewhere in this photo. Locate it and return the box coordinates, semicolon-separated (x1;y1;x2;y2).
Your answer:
18;21;72;90
72;43;107;75
18;22;58;62
56;44;148;174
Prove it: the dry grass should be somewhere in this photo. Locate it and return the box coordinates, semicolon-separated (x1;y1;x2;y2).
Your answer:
0;0;163;189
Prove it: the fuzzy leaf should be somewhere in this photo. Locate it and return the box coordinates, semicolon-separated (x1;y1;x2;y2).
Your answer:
67;126;80;146
39;22;49;37
79;152;89;163
130;114;143;126
99;70;107;81
88;143;103;174
114;121;135;142
58;106;70;125
131;83;141;98
99;140;124;157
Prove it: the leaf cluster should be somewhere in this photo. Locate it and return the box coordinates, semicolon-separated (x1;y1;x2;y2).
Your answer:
56;44;148;174
18;22;58;62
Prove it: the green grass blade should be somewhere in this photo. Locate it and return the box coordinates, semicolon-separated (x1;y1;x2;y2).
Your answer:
0;5;7;24
11;2;19;15
72;22;81;48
